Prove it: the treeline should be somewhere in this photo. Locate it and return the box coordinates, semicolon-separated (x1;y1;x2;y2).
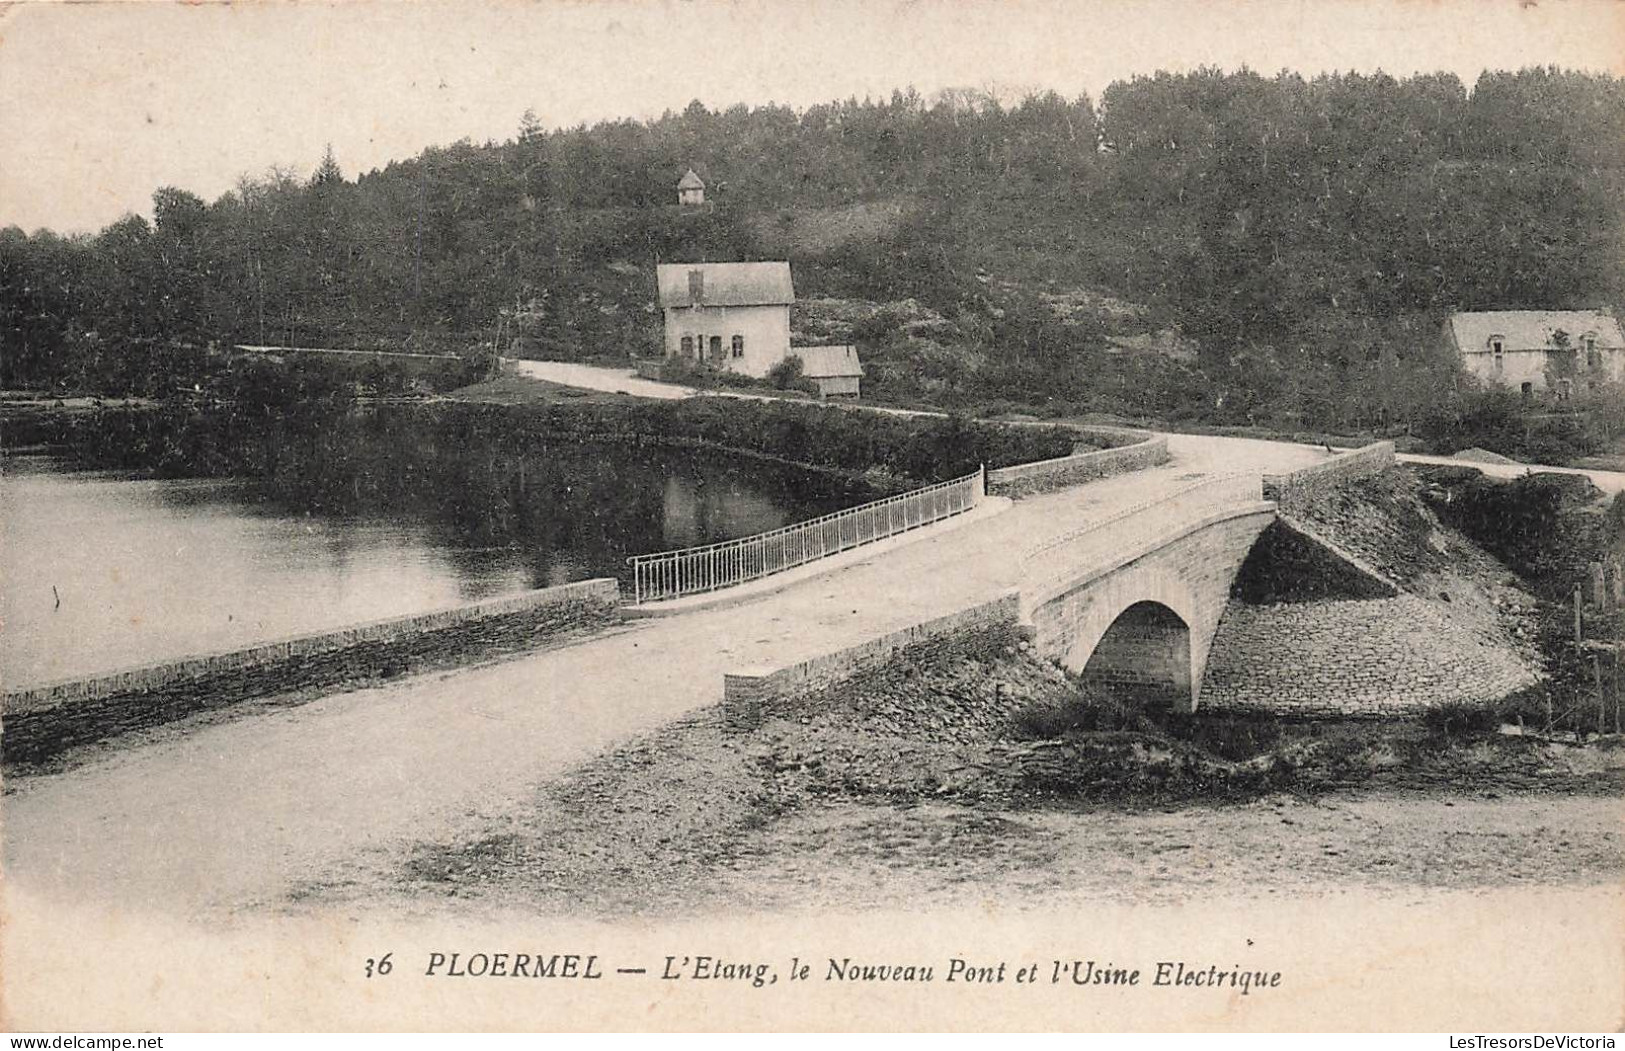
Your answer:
3;68;1623;432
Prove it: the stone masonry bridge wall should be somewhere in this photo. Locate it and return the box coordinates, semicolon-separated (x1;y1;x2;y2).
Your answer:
987;431;1170;498
721;593;1024;731
3;579;621;764
1262;441;1395;507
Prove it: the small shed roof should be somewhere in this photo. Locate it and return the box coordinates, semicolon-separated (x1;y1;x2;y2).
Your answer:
793;344;864;378
1448;310;1625;352
677;168;706;190
657;262;794;308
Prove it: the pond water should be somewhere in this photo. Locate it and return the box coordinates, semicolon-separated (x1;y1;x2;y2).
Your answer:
1;418;870;689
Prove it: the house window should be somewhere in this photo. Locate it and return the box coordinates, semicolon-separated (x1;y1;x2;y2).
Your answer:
1557;378;1573;401
1520;381;1533;400
688;269;705;303
731;335;744;358
680;335;694;358
1491;338;1505;372
709;336;722;359
1585;335;1599;369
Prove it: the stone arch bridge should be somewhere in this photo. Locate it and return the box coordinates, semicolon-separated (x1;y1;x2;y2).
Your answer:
1019;476;1280;713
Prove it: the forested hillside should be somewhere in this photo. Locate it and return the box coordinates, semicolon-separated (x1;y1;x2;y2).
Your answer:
4;67;1623;433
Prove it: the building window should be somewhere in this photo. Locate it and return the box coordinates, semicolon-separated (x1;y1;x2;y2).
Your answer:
1491;337;1505;372
1557;378;1573;401
1520;381;1533;400
680;335;694;358
709;336;722;359
1585;335;1599;369
688;269;705;303
731;335;744;358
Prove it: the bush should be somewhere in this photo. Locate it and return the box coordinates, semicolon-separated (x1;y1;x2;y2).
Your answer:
765;355;818;395
1421;699;1504;738
1010;685;1143;739
1011;697;1101;739
489;397;1078;482
1416;387;1606;465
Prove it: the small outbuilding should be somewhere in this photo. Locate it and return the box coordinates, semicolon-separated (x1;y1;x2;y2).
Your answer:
677;168;706;206
792;344;864;398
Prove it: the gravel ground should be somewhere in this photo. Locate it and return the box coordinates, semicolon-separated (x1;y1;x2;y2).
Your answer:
293;642;1624;921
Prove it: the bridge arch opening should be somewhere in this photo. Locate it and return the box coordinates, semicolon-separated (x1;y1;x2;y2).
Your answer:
1077;601;1193;712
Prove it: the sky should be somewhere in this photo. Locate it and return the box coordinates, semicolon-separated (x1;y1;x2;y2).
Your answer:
2;0;1623;236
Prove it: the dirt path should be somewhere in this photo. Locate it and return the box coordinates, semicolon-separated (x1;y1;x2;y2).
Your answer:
727;792;1623;914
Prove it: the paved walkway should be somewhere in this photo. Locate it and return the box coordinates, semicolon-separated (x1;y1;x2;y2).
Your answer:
508;359;695;400
3;447;1278;916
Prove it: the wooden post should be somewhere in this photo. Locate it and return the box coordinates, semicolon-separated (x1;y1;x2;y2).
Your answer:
1592;562;1608;608
1594;655;1606;736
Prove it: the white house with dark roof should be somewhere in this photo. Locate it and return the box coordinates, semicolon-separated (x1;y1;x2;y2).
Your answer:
656;262;794;378
1445;309;1625;397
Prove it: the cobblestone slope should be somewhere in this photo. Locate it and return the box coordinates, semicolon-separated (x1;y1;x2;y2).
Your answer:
1202;467;1543;717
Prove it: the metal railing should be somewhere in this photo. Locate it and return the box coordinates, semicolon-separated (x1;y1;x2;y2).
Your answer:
628;466;986;605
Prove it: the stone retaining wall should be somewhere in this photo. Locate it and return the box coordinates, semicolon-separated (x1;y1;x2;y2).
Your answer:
1262;441;1395;505
720;593;1025;731
3;579;621;764
987;431;1170;498
1198;594;1539;718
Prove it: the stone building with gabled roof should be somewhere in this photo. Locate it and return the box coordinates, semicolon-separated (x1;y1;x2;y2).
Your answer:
1445;309;1625;398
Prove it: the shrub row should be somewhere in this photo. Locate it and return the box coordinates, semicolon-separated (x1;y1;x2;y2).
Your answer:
455;397;1082;483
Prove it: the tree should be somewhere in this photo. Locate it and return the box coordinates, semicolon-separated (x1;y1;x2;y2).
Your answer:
310;144;344;188
518;108;545;144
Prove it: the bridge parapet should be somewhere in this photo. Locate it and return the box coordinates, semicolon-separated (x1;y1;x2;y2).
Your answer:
1021;474;1265;589
986;430;1169;498
720;593;1024;731
1262;441;1395;505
